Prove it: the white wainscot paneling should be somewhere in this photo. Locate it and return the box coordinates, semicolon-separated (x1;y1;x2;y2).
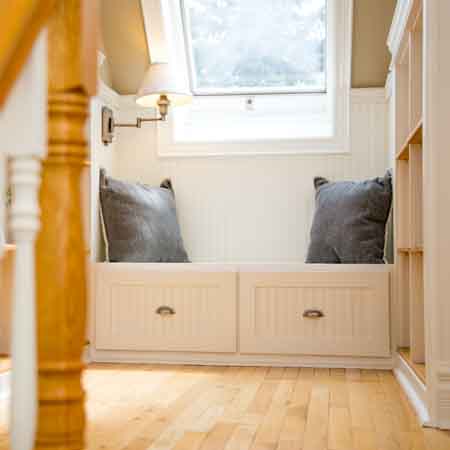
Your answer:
239;269;391;357
94;263;237;353
110;89;389;264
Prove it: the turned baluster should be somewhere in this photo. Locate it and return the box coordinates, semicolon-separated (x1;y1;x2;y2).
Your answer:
34;1;97;448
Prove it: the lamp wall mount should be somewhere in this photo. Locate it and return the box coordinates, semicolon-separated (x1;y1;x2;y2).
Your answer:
101;95;170;146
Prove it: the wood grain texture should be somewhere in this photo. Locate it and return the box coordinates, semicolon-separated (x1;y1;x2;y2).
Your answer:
0;0;55;107
0;246;15;355
34;1;97;448
1;364;450;450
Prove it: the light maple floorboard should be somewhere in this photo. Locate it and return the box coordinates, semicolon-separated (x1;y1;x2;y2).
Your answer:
1;364;450;450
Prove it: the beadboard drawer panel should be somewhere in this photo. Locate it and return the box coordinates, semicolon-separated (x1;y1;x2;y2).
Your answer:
95;264;237;353
239;270;390;357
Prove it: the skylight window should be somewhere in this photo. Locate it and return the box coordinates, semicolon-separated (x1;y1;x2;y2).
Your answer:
148;0;351;152
181;0;327;95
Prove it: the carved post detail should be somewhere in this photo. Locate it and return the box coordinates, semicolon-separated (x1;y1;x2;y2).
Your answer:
34;0;96;448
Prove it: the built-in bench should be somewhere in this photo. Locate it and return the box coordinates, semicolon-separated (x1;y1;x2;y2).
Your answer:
90;262;392;369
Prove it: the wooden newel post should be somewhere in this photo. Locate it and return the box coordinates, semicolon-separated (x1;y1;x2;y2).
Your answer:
35;91;88;449
35;1;97;449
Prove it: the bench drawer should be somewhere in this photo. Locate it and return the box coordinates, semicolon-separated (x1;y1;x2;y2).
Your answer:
239;271;390;357
95;265;237;353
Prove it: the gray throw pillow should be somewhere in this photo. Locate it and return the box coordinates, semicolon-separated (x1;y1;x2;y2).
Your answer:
99;169;189;263
306;171;392;264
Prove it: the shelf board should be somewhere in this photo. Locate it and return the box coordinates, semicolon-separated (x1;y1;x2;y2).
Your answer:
397;247;424;254
398;347;426;385
396;120;423;160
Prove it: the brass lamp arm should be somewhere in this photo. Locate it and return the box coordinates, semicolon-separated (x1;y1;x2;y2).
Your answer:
113;116;166;129
102;94;171;145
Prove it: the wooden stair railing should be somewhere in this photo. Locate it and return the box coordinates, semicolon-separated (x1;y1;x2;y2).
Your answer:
0;1;55;107
35;1;97;449
1;10;55;450
3;29;48;450
1;1;97;449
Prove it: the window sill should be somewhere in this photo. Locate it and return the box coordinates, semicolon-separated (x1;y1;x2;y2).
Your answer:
156;88;350;158
156;129;350;158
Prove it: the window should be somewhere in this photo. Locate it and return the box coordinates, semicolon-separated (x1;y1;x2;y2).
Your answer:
181;0;327;95
149;0;352;155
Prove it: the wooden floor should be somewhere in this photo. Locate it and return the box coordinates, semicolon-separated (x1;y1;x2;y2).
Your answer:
398;348;427;385
1;364;450;450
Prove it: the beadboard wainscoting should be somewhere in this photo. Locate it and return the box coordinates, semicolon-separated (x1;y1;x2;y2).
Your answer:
95;88;388;263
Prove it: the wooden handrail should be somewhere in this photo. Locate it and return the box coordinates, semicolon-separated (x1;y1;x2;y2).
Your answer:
0;0;56;108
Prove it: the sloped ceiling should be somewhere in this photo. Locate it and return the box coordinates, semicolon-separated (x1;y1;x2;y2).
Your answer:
352;0;396;88
101;0;396;95
100;0;150;95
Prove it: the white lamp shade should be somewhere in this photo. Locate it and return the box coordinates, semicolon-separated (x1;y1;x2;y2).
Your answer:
136;63;192;108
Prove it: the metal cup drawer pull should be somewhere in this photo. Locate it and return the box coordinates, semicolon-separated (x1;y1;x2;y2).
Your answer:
302;309;325;319
156;305;176;316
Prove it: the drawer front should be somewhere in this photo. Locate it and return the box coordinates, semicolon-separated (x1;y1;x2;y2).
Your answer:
239;271;390;357
95;267;237;353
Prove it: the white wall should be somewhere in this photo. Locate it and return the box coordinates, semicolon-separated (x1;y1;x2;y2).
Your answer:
95;88;389;263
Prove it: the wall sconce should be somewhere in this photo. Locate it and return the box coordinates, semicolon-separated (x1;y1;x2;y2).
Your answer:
102;62;191;145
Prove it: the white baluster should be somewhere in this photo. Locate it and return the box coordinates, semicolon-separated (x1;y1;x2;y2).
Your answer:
8;156;41;450
0;29;46;450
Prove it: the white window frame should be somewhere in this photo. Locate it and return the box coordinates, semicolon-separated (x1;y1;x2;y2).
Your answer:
180;0;328;96
141;0;353;157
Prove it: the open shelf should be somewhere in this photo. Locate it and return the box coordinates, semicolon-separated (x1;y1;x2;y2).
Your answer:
396;120;423;160
398;347;426;385
394;5;426;374
397;247;424;253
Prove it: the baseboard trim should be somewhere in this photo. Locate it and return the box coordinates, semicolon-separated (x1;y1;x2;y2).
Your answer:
0;370;11;401
394;353;430;426
90;349;394;370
